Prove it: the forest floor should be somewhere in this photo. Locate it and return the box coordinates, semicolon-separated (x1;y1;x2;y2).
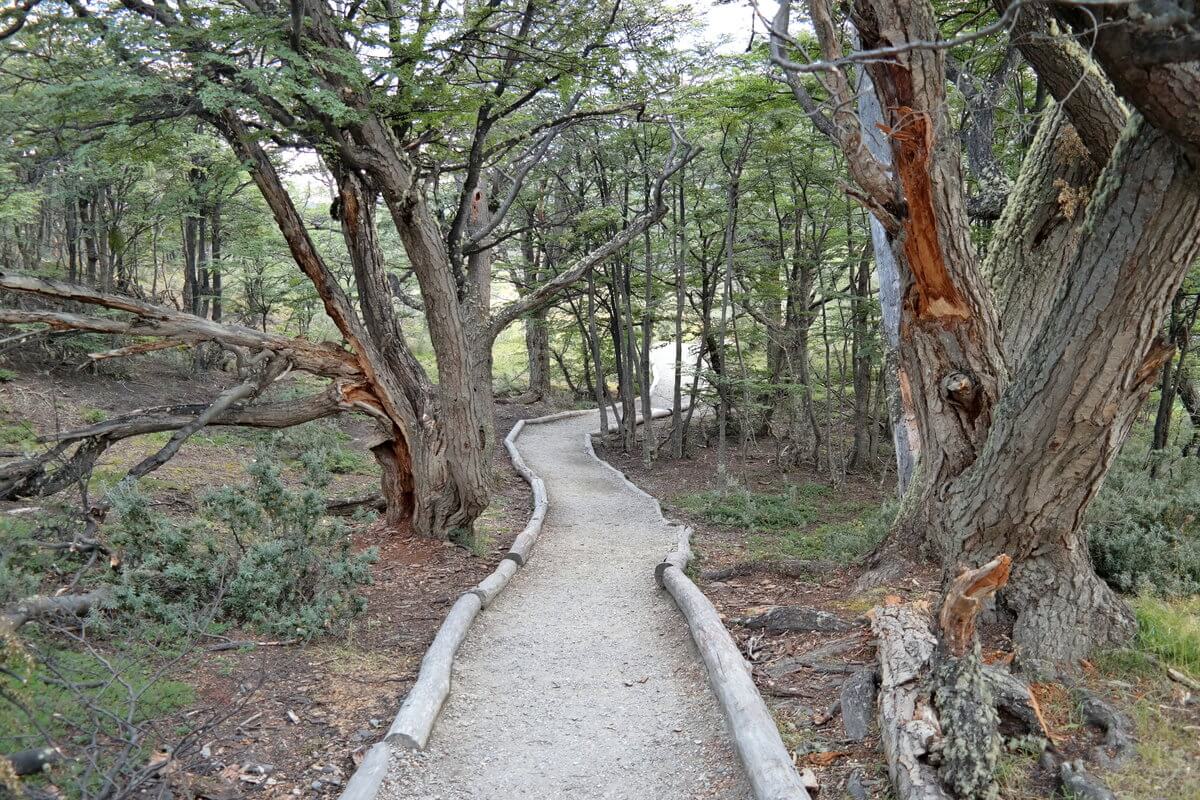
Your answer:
599;430;1200;800
0;354;553;799
3;352;1199;800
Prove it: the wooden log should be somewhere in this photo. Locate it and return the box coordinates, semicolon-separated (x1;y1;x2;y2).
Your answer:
471;558;519;607
336;742;390;800
655;526;692;586
0;589;108;636
660;564;812;800
870;602;950;800
385;592;483;750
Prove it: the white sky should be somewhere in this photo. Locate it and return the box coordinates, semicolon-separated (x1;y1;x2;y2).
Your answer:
695;0;780;54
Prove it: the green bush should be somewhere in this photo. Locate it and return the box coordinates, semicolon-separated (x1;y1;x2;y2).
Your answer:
1086;452;1200;596
675;484;829;531
106;448;376;639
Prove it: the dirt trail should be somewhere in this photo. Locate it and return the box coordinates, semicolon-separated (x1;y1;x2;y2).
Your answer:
382;348;749;800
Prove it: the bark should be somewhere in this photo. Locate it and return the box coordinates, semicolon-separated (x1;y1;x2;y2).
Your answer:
985;104;1104;366
943;120;1200;666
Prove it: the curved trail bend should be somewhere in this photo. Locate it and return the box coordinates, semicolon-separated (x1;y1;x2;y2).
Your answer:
383;347;750;800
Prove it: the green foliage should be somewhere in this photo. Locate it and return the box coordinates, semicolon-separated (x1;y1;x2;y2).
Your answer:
80;407;107;424
0;368;16;382
676;485;891;564
747;500;893;564
106;447;376;639
1086;452;1200;595
1132;596;1200;679
0;419;36;447
675;484;829;531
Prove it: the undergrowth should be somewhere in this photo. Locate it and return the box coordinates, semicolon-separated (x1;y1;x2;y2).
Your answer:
675;484;890;564
106;445;377;639
1086;451;1200;596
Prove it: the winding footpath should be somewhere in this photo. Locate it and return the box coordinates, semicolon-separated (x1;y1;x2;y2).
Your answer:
382;347;750;799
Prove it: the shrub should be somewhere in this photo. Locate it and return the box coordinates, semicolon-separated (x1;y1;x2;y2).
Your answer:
106;447;376;639
1086;452;1200;596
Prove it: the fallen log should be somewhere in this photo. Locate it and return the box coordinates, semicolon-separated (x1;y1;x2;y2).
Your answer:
325;492;386;516
870;601;949;800
384;592;483;750
659;562;813;800
0;589;108;636
701;558;838;582
735;605;853;633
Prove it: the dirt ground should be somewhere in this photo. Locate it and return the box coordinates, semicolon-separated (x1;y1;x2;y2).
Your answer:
597;427;1200;800
0;351;556;799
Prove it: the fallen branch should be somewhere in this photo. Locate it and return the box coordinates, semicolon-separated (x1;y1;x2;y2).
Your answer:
870;601;949;800
0;588;109;636
325;492;386;516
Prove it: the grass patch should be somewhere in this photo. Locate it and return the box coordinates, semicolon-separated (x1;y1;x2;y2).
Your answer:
0;642;195;756
0;419;36;447
80;407;107;424
1131;596;1200;679
1104;688;1200;800
674;485;831;531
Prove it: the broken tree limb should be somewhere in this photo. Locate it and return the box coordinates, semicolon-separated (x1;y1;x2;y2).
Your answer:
0;588;109;636
938;555;1012;658
933;556;1012;800
870;602;950;800
659;562;812;800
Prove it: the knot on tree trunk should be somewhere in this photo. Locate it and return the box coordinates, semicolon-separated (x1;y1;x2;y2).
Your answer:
939;371;984;422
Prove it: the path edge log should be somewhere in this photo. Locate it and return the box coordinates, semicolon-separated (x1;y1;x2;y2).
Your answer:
336;408;591;800
655;534;813;800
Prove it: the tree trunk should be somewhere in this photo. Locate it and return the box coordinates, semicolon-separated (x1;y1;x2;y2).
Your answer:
939;120;1200;667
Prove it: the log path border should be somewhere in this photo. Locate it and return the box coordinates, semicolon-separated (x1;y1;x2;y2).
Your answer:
343;345;808;800
338;407;591;800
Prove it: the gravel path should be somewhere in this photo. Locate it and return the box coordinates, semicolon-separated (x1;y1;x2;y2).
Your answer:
382;351;750;800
